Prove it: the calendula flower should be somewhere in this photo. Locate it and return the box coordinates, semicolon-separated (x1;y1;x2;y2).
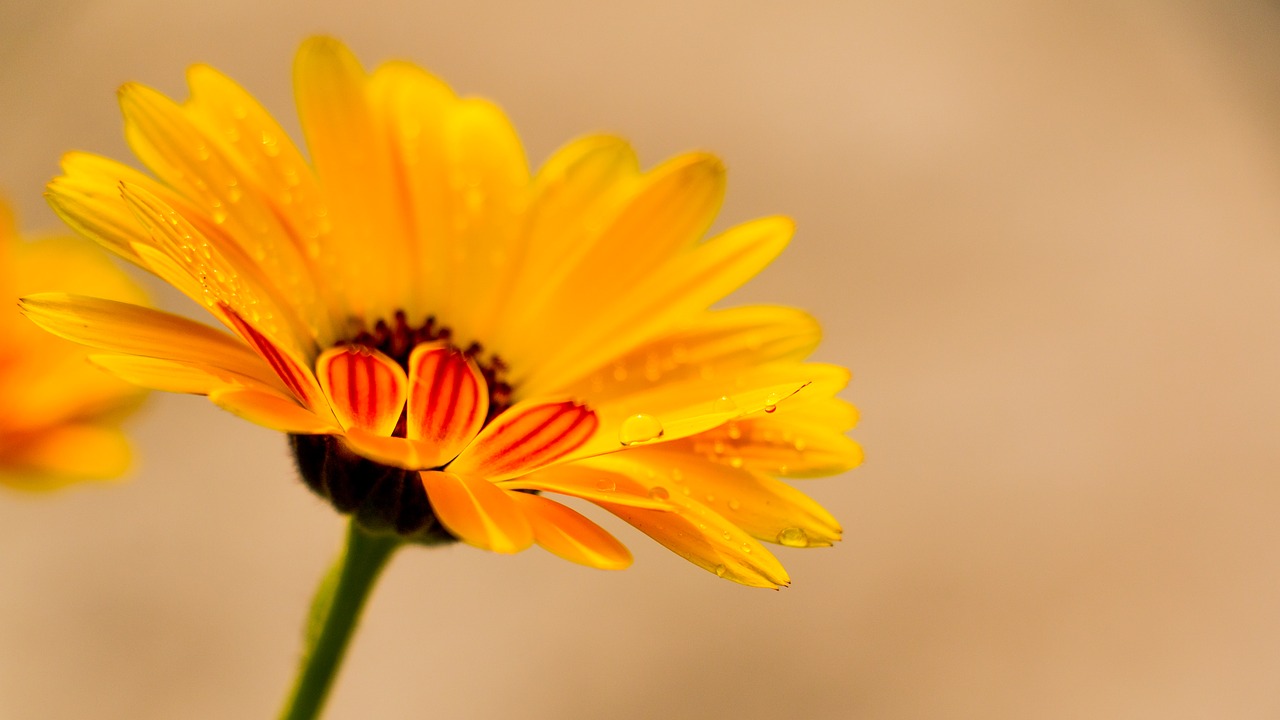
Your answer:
0;197;146;490
23;37;860;588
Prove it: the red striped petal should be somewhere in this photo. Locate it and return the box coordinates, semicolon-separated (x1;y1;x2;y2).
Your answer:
219;303;325;410
448;400;598;481
406;344;487;463
316;346;408;436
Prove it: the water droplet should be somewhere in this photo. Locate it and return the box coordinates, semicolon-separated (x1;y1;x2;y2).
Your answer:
705;494;715;503
713;396;738;413
778;527;810;548
728;499;742;511
722;531;732;540
648;486;669;500
740;543;752;554
619;413;664;445
794;437;808;452
712;440;727;455
714;564;728;577
729;457;744;469
764;393;780;413
670;468;684;483
595;478;616;492
726;423;743;440
612;365;628;382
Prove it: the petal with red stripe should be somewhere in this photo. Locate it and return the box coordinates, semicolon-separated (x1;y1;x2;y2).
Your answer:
406;343;487;464
447;400;598;481
316;346;408;436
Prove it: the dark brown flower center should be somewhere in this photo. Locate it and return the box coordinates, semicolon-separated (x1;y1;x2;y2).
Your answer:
291;312;516;544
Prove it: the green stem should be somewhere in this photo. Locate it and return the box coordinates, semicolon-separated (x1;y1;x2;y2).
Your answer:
278;520;402;720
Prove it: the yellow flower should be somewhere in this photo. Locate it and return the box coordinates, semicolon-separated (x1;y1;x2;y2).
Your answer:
0;197;146;490
24;37;861;587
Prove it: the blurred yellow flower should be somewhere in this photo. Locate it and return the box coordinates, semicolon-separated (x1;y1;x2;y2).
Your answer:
0;197;146;490
23;36;860;586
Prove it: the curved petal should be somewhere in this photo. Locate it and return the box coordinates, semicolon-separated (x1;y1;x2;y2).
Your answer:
553;305;822;403
595;485;790;589
118;81;333;339
90;354;276;396
597;453;842;547
447;400;597;481
499;464;672;510
508;491;632;570
316;346;408;436
208;387;337;434
406;344;487;463
19;293;282;391
518;215;794;394
419;471;533;553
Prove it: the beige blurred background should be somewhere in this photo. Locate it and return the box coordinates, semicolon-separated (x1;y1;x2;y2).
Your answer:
3;1;1280;718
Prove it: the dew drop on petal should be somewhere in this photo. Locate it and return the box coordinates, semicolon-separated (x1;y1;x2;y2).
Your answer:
714;564;728;578
728;498;742;511
726;423;743;440
778;527;810;548
764;393;781;413
740;543;752;554
647;486;670;500
619;413;664;445
713;395;738;413
595;477;616;492
729;456;744;469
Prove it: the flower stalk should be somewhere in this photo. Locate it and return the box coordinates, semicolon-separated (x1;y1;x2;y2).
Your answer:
279;520;402;720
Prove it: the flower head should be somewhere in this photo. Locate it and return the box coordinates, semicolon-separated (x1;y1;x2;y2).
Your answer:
0;196;146;490
24;37;861;586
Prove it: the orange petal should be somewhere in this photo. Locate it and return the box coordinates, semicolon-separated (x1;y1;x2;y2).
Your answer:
208;387;337;434
447;400;598;481
508;492;632;570
419;471;533;553
406;344;487;463
500;464;672;510
316;346;408;436
342;428;439;471
596;492;790;589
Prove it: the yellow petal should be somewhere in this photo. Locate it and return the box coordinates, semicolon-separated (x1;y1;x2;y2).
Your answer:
208;387;337;434
366;61;457;320
419;471;533;553
499;463;673;511
598;452;842;546
406;344;487;463
532;152;724;327
316;346;408;436
0;424;131;489
90;354;274;395
447;400;597;481
596;486;790;589
19;293;281;390
117;181;317;365
554;305;822;402
486;135;639;356
674;400;864;479
519;215;794;394
294;36;413;322
431;98;530;342
508;491;632;570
